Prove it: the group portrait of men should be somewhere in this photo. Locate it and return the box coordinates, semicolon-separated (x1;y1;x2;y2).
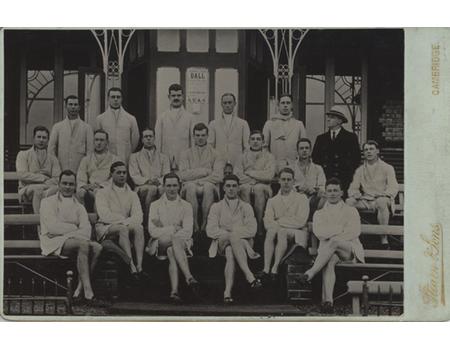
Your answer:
15;82;399;312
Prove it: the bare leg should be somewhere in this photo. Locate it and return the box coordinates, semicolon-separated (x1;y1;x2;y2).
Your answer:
376;197;391;245
239;185;251;203
271;230;291;274
167;247;179;295
224;246;235;299
76;188;87;206
201;183;215;231
229;236;255;283
89;242;103;273
171;236;194;283
322;254;340;303
305;239;353;279
30;186;45;214
130;224;145;272
253;185;269;235
263;229;277;273
108;225;137;273
184;183;199;232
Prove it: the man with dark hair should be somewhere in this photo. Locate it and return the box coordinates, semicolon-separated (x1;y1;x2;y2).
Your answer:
206;174;262;303
346;140;399;246
261;167;310;279
40;170;102;302
95;161;145;277
155;83;195;169
235;130;276;236
312;105;361;193
208;92;250;166
298;177;365;314
263;94;307;171
147;172;200;302
16;126;61;213
96;88;140;164
48;95;93;173
77;129;119;209
179;123;223;233
129;128;170;221
289;138;326;214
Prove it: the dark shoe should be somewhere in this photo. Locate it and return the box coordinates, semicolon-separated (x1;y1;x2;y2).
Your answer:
187;278;202;299
320;302;335;314
297;273;311;287
269;273;279;282
255;271;270;282
85;297;109;308
249;278;263;289
223;296;234;305
169;292;183;304
138;270;151;281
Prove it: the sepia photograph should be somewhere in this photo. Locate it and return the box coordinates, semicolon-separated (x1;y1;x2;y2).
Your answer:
1;28;404;319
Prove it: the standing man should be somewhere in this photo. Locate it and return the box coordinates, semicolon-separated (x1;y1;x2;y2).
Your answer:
346;140;399;246
263;94;307;170
129;128;170;221
208;93;250;166
261;168;310;279
289;138;327;214
95;161;145;277
155;83;195;170
48;95;94;173
147;173;200;303
312;105;361;193
40;170;102;302
206;174;262;303
16;126;60;213
77;129;119;209
298;178;365;314
179;123;223;233
235;130;276;237
96;88;140;164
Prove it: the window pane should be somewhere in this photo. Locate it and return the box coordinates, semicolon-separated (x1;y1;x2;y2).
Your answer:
157;30;180;52
186;30;209;52
306;75;325;103
64;70;78;100
214;68;238;119
305;104;325;146
334;75;361;104
156;67;180;118
26;100;54;144
215;30;238;53
186;67;209;125
27;70;54;99
84;73;102;130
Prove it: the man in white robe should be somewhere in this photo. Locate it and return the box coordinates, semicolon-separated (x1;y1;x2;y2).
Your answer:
155;83;195;170
147;173;200;302
235;130;276;237
262;94;307;171
298;177;365;314
179;123;224;233
346;140;399;246
129;128;170;222
206;175;262;303
95;161;145;278
16;126;60;213
40;170;102;302
95;88;140;165
48;95;94;173
77;129;119;209
261;167;310;279
208;93;250;166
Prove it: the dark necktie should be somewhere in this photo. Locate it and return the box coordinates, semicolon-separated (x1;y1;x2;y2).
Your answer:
332;131;336;141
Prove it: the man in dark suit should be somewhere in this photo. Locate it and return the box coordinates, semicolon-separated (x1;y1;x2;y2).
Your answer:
312;106;361;194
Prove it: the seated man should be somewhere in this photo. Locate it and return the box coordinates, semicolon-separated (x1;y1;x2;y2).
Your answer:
346;140;399;247
40;170;102;302
298;177;365;314
206;174;262;303
289;138;326;215
95;161;146;278
235;130;276;237
16;126;60;213
147;173;200;302
261;167;310;279
77;129;119;210
179;122;223;233
129;127;170;221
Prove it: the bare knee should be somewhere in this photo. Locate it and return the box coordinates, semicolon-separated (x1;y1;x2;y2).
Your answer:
117;225;130;238
225;246;234;262
265;229;277;241
375;197;390;210
90;242;103;255
78;240;90;255
167;246;175;259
